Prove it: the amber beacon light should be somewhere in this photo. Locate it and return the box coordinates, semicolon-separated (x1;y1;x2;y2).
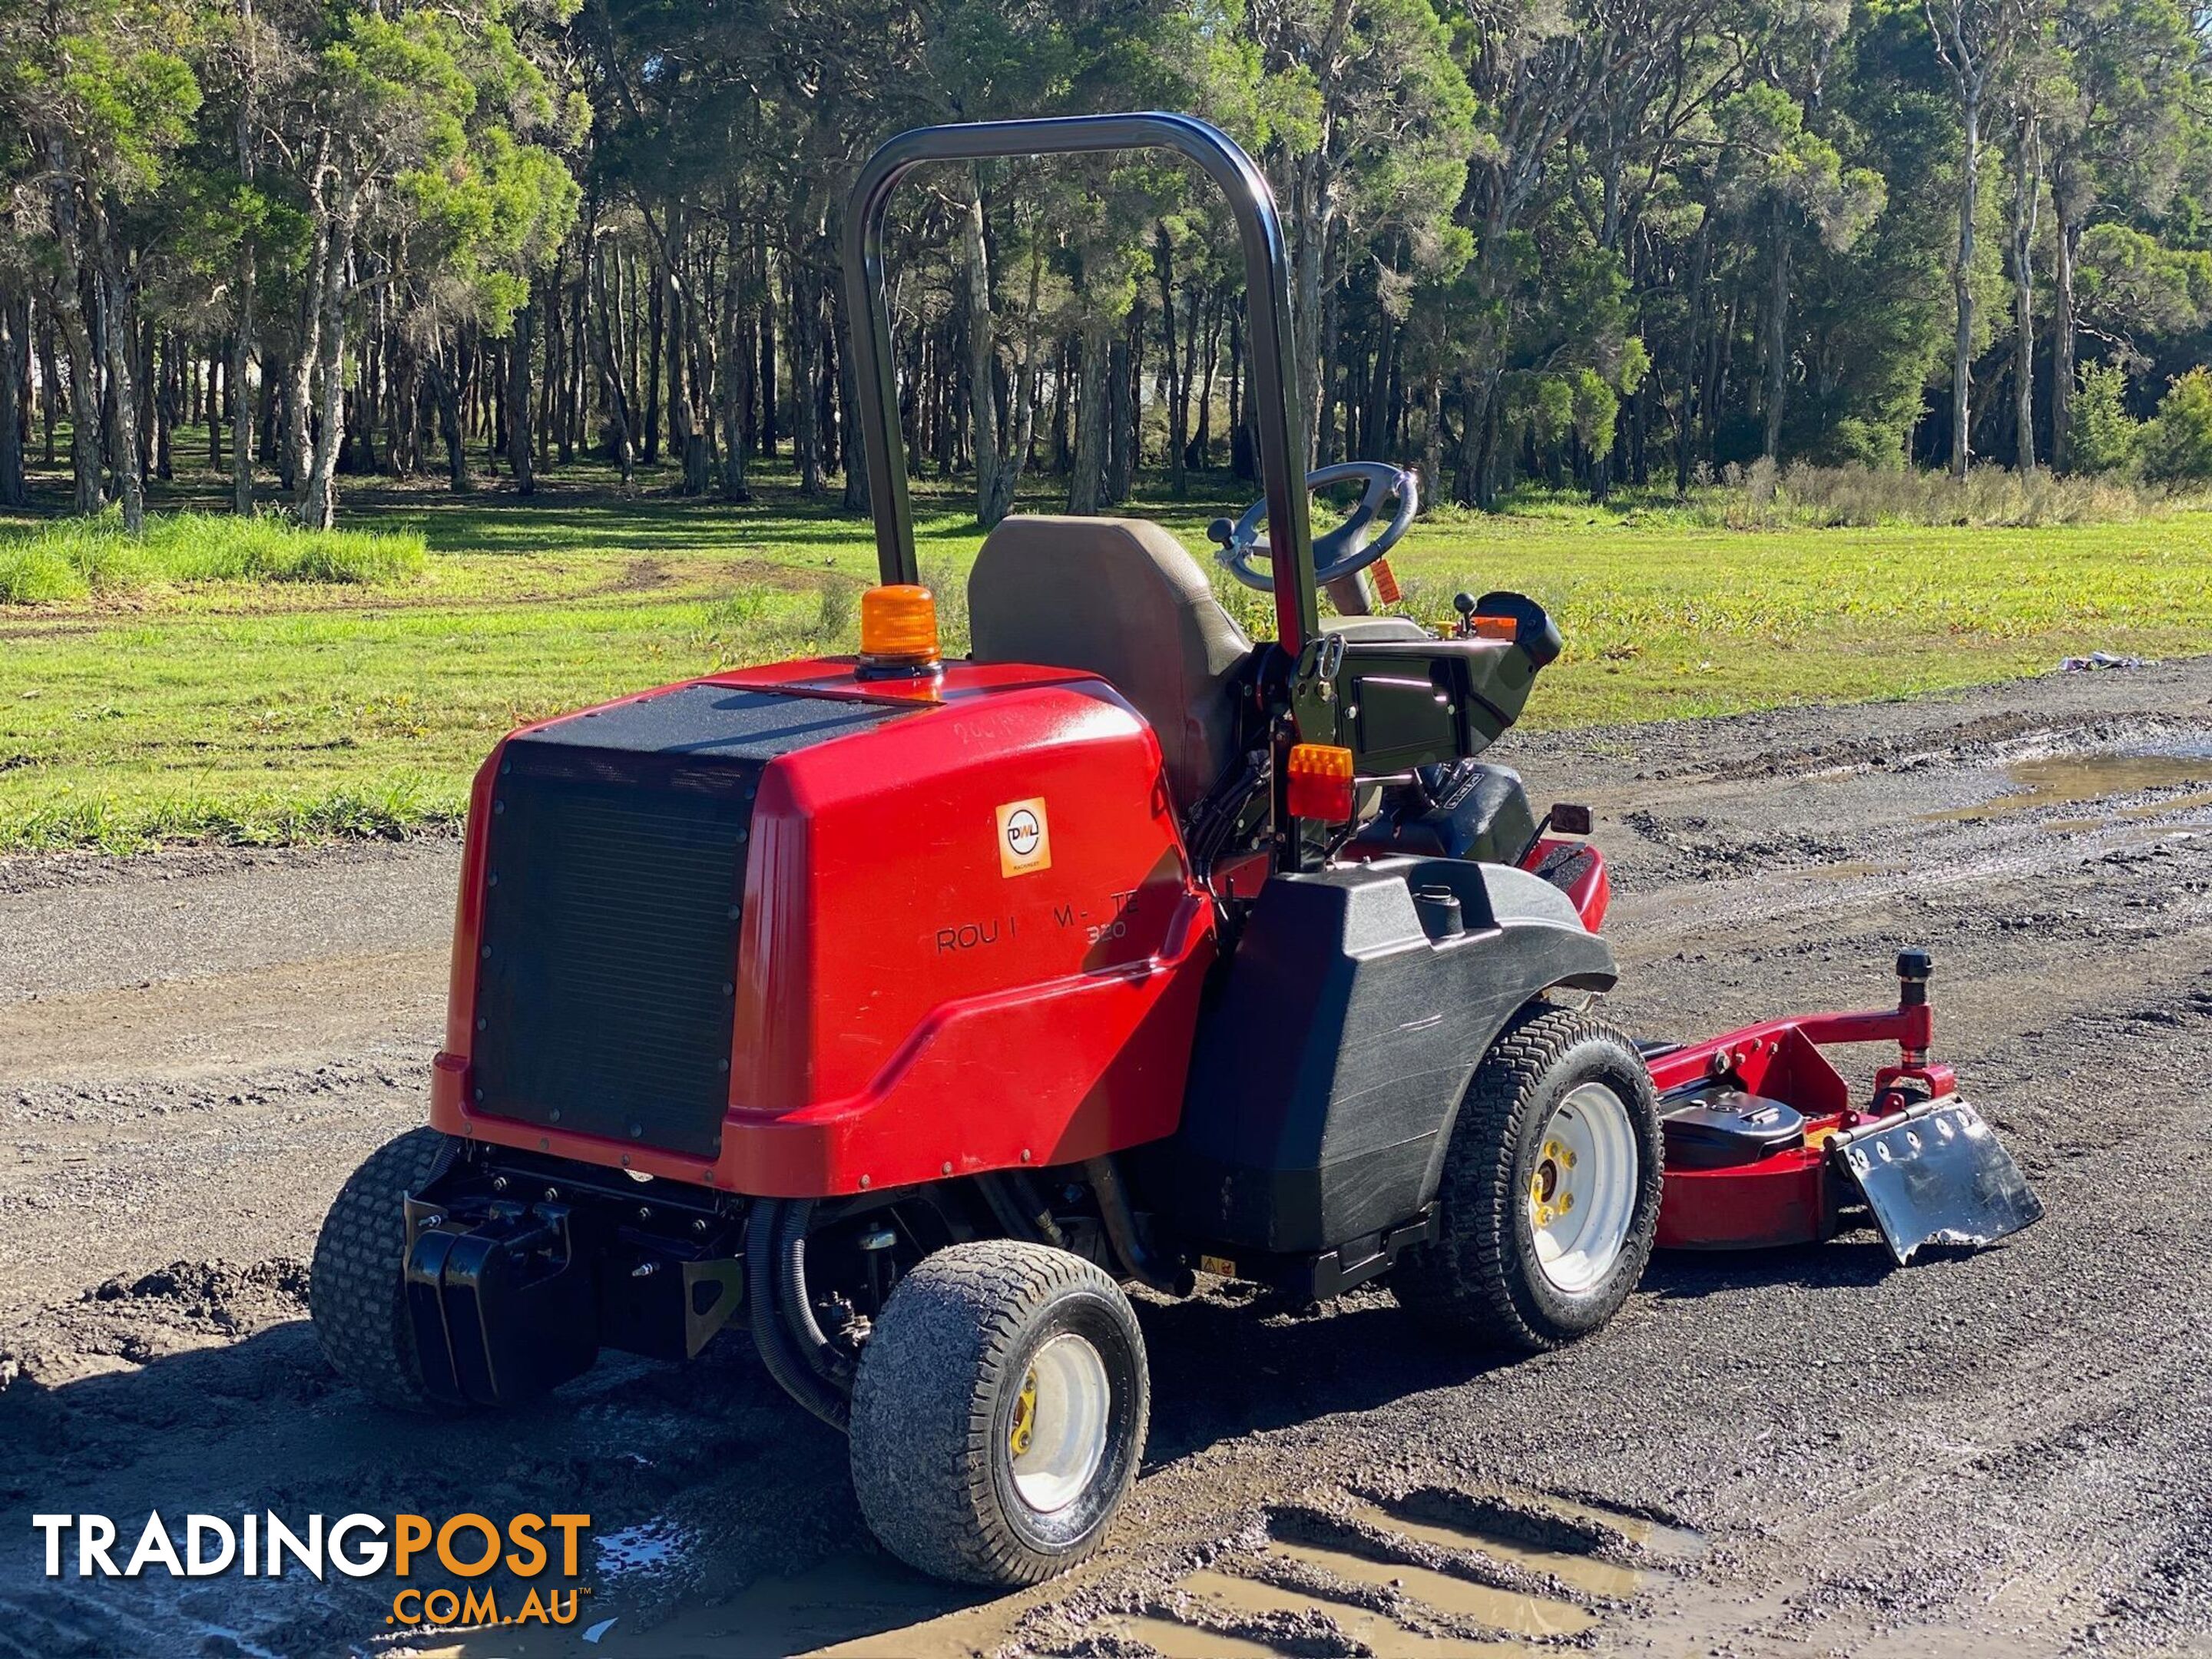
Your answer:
1285;742;1357;822
859;583;942;674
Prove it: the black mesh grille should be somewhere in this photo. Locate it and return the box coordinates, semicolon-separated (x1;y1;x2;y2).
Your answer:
469;684;906;1158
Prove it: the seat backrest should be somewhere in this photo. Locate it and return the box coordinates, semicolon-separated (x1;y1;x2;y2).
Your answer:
968;515;1252;809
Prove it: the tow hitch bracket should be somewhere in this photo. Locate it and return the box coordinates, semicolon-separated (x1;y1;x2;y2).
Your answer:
402;1178;748;1409
406;1197;598;1407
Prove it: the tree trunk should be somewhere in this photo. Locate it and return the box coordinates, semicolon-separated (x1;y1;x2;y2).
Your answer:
657;214;702;495
231;0;259;515
588;227;634;482
508;302;535;495
154;332;176;481
1194;294;1221;469
1359;310;1396;462
91;221;145;533
0;292;25;506
36;313;58;465
831;256;868;515
963;180;1009;526
43;139;104;515
1763;207;1791;461
1677;213;1711;494
1291;151;1335;469
2051;196;2078;472
61;309;102;513
1951;88;1980;479
1068;322;1109;514
641;244;662;466
426;336;472;491
719;208;753;502
1227;305;1251;482
283;309;314;498
299;199;356;529
785;231;824;495
1105;334;1133;505
1422;366;1444;502
563;253;584;465
2009;111;2038;472
1154;223;1187;498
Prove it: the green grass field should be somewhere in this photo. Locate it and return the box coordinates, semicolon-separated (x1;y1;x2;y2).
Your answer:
4;452;2210;853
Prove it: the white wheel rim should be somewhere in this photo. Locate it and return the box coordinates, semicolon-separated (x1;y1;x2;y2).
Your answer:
1008;1333;1111;1515
1528;1082;1638;1295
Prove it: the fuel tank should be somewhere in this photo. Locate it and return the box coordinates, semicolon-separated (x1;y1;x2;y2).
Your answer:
429;660;1215;1197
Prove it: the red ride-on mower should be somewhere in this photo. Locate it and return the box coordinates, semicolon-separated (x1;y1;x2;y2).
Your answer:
310;113;2041;1587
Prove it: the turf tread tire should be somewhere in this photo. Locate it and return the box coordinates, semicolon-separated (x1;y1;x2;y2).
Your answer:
1393;1005;1662;1353
310;1127;460;1414
849;1239;1148;1588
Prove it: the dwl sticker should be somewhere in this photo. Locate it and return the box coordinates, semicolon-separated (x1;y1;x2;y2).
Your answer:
995;798;1051;876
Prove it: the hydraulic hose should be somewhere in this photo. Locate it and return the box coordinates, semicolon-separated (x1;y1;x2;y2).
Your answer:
1084;1156;1193;1296
978;1171;1067;1250
1005;1171;1068;1250
743;1200;848;1432
774;1199;849;1389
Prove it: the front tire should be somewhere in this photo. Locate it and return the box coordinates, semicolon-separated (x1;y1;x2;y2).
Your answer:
849;1239;1149;1586
310;1126;459;1413
1394;1006;1662;1352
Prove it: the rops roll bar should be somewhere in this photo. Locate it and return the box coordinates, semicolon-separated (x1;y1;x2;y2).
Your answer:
840;112;1320;654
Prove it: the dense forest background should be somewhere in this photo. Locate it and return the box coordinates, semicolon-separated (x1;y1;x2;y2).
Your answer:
3;0;2211;535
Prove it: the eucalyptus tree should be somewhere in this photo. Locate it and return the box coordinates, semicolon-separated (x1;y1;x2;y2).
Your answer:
1924;0;2018;477
1248;0;1472;465
0;0;202;525
1713;79;1883;458
2043;0;2197;469
278;0;579;524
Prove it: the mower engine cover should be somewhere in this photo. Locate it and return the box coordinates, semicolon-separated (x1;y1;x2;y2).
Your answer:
429;661;1218;1198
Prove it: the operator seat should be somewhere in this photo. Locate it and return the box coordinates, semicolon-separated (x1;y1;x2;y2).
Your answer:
968;516;1251;810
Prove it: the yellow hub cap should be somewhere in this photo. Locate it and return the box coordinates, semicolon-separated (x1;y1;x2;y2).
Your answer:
1010;1371;1038;1457
1529;1141;1578;1227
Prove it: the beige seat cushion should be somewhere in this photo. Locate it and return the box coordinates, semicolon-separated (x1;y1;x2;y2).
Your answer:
968;516;1252;808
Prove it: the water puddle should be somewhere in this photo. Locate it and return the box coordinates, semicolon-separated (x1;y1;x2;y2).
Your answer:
434;1551;1013;1658
1922;747;2212;823
1498;1487;1707;1565
1180;1568;1537;1655
2043;791;2212;833
1346;1502;1641;1598
1268;1538;1594;1637
1089;1613;1288;1658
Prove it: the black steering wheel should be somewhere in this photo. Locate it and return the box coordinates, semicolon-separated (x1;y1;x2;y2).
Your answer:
1207;462;1419;593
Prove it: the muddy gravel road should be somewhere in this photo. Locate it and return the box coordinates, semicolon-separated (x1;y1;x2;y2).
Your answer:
5;660;2212;1659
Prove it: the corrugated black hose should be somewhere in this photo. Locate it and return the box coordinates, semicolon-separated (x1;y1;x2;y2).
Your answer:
1084;1156;1193;1296
743;1199;849;1431
774;1198;850;1389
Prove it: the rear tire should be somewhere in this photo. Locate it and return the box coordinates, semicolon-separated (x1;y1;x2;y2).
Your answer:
1394;1005;1662;1353
849;1239;1149;1587
310;1127;460;1413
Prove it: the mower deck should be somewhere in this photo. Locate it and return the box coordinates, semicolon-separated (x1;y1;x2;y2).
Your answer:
1651;970;2041;1261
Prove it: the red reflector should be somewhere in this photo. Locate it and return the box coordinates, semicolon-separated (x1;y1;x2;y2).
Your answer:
1371;558;1402;604
1286;743;1356;822
1470;615;1519;641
